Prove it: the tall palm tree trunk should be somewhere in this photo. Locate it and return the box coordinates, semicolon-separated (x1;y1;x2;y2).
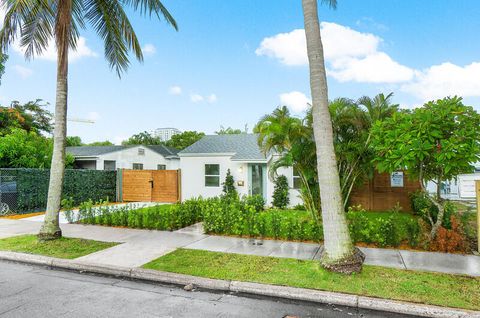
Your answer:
302;0;364;273
38;0;71;240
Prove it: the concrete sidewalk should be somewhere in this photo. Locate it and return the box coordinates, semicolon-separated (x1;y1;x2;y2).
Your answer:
0;218;479;276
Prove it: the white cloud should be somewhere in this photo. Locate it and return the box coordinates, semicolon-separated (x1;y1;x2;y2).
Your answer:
280;91;311;113
401;62;480;100
142;43;156;56
329;52;415;83
190;94;204;103
256;29;307;66
169;85;182;95
13;65;33;78
13;37;97;62
190;93;218;104
207;94;217;103
256;23;414;84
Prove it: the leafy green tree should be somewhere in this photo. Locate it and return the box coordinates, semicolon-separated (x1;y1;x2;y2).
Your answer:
372;96;480;239
0;0;177;240
166;131;205;150
88;140;114;146
0;129;74;168
0;100;53;136
0;129;52;168
215;125;247;135
222;169;237;198
272;175;290;209
0;53;7;84
122;131;162;145
66;136;83;147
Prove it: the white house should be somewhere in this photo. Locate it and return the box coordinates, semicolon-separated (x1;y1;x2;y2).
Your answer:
67;145;180;171
178;134;303;207
426;166;480;201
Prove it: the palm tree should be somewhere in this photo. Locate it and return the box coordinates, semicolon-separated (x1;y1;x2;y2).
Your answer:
302;0;364;273
255;106;320;223
0;0;177;240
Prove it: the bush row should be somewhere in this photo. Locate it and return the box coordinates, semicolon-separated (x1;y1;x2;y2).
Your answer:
67;195;422;247
68;198;203;231
202;197;323;241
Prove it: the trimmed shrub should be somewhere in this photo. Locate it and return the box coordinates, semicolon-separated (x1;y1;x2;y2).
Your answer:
222;169;237;199
272;175;289;209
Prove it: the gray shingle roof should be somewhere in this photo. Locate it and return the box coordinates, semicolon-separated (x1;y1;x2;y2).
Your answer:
179;134;266;161
67;145;179;158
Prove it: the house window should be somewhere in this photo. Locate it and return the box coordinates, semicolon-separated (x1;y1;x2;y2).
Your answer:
205;164;220;187
132;163;143;170
138;148;145;155
293;167;302;189
157;164;166;170
104;160;116;171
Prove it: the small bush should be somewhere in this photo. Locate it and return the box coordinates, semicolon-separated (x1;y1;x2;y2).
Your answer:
272;175;290;209
241;195;265;212
429;216;468;253
347;211;419;247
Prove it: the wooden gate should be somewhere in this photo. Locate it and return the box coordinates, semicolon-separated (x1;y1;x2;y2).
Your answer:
121;169;181;203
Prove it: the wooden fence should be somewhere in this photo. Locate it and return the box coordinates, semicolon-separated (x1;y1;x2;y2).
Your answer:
349;171;421;212
120;169;181;203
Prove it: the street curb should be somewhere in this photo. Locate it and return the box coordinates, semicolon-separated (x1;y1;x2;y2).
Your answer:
1;251;478;318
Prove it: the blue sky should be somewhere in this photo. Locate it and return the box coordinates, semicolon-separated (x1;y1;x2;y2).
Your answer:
1;0;480;144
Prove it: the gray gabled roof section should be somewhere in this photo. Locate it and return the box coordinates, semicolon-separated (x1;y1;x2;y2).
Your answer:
67;145;179;159
179;134;266;161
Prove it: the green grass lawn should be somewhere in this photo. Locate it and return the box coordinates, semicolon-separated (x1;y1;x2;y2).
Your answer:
143;249;480;311
0;235;118;259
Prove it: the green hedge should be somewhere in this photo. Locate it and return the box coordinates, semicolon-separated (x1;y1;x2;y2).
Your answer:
0;168;116;213
67;195;421;247
74;198;203;231
202;198;323;241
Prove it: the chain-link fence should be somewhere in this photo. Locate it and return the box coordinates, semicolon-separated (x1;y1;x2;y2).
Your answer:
0;173;18;215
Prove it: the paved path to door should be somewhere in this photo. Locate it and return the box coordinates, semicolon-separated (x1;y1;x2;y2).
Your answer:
1;219;479;276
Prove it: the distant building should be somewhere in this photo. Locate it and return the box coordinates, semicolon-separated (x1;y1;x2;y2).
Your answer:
153;127;181;142
67;145;180;171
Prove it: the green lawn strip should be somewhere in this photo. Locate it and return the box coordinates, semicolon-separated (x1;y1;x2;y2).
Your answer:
0;235;117;259
143;249;480;311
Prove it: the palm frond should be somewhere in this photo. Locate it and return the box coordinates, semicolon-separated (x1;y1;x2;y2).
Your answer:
321;0;337;9
121;0;177;30
20;0;54;59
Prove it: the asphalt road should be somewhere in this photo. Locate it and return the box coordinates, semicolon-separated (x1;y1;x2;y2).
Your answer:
0;261;417;318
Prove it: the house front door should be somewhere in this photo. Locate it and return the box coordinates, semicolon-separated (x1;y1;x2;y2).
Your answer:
249;164;266;199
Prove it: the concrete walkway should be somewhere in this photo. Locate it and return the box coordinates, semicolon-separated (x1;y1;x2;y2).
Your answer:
1;218;479;276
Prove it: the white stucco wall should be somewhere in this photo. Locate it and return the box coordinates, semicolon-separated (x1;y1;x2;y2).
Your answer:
75;146;179;171
180;155;249;200
268;165;303;207
180;155;303;207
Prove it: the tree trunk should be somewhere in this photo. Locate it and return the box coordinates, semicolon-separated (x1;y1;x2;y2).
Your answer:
38;1;71;241
302;0;364;273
